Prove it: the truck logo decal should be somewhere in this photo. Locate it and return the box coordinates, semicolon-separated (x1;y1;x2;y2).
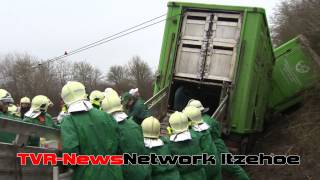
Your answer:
295;61;310;73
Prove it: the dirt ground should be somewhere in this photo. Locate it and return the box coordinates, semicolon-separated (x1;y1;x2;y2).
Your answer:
245;86;320;180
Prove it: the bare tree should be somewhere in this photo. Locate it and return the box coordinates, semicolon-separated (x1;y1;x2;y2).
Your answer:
0;55;105;115
107;65;127;85
271;0;320;53
0;53;38;98
127;56;154;99
0;53;155;114
54;61;73;88
128;56;152;86
71;61;103;92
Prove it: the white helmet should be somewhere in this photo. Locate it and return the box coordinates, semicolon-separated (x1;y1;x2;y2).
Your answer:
141;116;161;138
183;106;203;125
61;81;87;106
31;95;52;112
0;89;14;103
169;111;189;134
8;104;19;116
104;88;119;97
101;93;123;114
20;97;31;104
89;90;105;107
187;99;209;113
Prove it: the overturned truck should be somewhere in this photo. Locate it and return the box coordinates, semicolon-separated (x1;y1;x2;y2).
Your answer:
147;2;320;153
1;2;320;180
147;1;275;152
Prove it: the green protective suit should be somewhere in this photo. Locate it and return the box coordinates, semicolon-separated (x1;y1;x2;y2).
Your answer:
117;116;151;180
127;98;150;125
202;115;250;180
144;137;181;180
190;127;222;180
0;112;20;143
202;114;221;141
24;113;59;146
168;131;206;180
61;108;123;180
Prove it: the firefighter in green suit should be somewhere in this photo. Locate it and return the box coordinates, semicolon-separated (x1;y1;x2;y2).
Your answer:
101;92;151;180
23;95;58;146
167;111;206;180
89;90;105;109
141;116;181;180
60;81;123;180
19;96;31;119
121;92;150;125
183;106;222;180
0;89;20;143
187;99;250;180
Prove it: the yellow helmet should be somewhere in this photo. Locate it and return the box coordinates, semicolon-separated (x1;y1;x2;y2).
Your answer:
104;88;119;97
45;96;54;107
8;104;20;117
89;90;105;107
31;95;52;112
61;81;87;106
141;116;161;138
187;99;209;113
20;97;31;104
169;111;189;133
0;89;14;103
183;106;203;125
101;94;123;114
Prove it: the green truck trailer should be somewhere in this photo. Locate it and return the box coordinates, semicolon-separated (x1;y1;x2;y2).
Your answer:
269;35;320;112
146;1;275;152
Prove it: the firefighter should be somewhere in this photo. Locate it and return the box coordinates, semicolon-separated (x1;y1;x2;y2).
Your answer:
23;95;58;146
183;106;222;180
89;90;105;109
186;100;216;133
121;92;150;125
19;96;31;119
0;89;19;143
141;116;181;180
60;81;123;180
167;111;206;180
187;99;250;180
101;92;151;180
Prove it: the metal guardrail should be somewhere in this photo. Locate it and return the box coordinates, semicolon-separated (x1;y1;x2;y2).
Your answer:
0;117;68;180
0;142;60;180
0;117;60;142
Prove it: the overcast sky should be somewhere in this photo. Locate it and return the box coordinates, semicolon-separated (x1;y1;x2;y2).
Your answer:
0;0;280;73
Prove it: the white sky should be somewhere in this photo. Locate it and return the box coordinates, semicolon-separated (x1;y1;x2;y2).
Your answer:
0;0;280;73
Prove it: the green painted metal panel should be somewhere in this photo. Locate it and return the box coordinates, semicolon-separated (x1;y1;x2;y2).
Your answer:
269;36;320;112
229;11;274;134
153;1;275;135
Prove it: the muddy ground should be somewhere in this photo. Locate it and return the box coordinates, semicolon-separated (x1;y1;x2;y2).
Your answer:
245;86;320;180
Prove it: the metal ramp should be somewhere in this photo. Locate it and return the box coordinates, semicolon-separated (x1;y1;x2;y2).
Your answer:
145;86;170;120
